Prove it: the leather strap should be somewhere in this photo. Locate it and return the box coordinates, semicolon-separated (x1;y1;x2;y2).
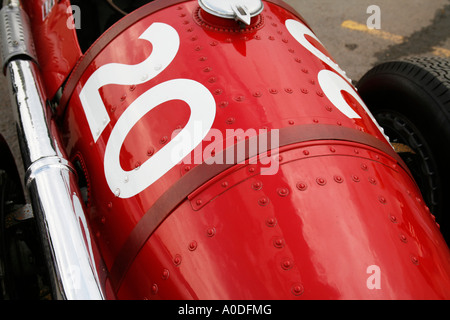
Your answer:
109;124;406;291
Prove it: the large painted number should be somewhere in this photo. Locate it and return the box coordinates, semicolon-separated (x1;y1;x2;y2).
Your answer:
79;23;181;142
286;19;389;140
79;23;216;198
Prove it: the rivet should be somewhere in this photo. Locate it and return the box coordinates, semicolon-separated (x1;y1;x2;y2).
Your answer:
221;181;229;188
114;188;120;197
316;91;324;97
184;165;191;172
190;35;198;41
281;259;293;270
329;146;336;152
316;177;327;186
379;196;387;204
203;67;212;72
173;254;182;266
295;58;302;63
219;101;229;108
124;175;129;183
301;88;309;94
291;283;304;296
120;94;127;101
89;141;94;148
354;149;360;154
269;88;278;94
266;217;277;227
147;147;155;157
107;202;113;209
188;241;198;251
334;175;344;183
160;136;168;144
234;95;245;102
249;167;255;173
352;175;360;182
196;199;202;206
301;68;309;74
296;182;307;191
273;237;285;248
288;120;295;125
206;227;216;237
195;45;202;51
389;215;398;223
268;36;275;41
369;177;377;185
282;38;289;43
252;181;263;191
187;27;194;32
337;121;342;126
325;105;332;112
303;150;310;156
210;41;218;46
288;48;295;53
151;283;158;295
208;77;217;83
361;163;368;171
253;91;262;97
226;117;235;125
162;269;170;280
258;196;269;207
411;256;419;266
255;35;262;40
214;89;223;95
285;88;293;94
312;118;319;123
277;187;289;197
130;84;136;91
400;234;408;243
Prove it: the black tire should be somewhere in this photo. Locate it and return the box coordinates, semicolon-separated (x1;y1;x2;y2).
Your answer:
357;56;450;243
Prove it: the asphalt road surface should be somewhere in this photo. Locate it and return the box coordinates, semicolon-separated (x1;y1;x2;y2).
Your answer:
1;0;450;184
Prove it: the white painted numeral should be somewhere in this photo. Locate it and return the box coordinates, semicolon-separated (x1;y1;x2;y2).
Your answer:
79;23;216;198
79;22;180;142
104;79;215;198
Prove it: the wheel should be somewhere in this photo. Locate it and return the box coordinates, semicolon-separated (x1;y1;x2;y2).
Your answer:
357;56;450;243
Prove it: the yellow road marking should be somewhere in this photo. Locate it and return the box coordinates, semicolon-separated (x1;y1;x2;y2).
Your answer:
341;20;450;58
341;20;404;44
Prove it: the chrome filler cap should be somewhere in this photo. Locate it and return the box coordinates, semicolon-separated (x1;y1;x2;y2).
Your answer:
198;0;264;25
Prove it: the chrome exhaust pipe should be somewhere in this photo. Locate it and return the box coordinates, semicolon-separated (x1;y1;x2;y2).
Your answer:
1;1;105;299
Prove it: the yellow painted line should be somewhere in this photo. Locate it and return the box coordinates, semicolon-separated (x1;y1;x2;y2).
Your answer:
341;20;404;44
432;46;450;58
341;20;450;58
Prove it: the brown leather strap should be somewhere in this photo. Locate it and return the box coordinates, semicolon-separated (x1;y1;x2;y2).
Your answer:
109;124;407;291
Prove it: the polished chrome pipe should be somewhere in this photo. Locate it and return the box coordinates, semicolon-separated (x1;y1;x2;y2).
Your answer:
1;3;105;300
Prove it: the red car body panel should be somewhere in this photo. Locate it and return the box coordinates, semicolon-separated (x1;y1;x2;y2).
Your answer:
20;0;450;299
22;0;82;99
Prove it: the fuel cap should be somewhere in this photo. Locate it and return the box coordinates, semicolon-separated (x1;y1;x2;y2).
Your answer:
198;0;264;25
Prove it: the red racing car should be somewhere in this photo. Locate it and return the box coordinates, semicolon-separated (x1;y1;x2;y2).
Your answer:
0;0;449;300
